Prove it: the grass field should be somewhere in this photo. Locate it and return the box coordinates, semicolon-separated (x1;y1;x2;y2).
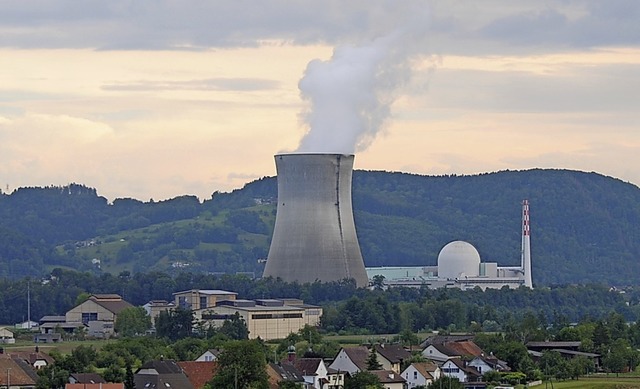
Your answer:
529;376;640;389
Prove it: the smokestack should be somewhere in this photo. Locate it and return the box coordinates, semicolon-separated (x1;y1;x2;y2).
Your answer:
263;153;368;287
521;199;533;288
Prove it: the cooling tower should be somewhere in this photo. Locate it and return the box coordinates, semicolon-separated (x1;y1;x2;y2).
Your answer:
263;153;368;287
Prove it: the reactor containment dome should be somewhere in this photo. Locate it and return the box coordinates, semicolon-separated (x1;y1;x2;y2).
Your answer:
437;240;481;279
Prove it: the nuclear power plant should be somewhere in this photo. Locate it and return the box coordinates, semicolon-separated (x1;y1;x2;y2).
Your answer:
263;153;369;287
367;200;534;290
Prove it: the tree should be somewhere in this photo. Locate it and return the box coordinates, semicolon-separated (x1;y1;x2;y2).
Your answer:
278;381;303;388
427;376;464;389
208;339;269;389
155;307;195;341
124;362;135;389
366;348;382;370
219;312;250;340
115;306;152;337
344;371;383;389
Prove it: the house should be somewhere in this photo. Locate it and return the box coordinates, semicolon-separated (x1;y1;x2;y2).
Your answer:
65;385;123;389
292;358;328;389
68;373;107;384
328;346;369;375
8;348;54;369
420;334;475;349
177;361;218;389
326;368;346;389
134;360;195;389
267;362;306;388
65;294;133;338
422;340;484;363
195;349;222;362
467;354;510;375
441;358;482;383
369;370;407;389
374;344;412;373
402;362;441;388
0;327;15;344
0;355;39;388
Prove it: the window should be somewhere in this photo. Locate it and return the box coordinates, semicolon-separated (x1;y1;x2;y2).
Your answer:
414;371;418;379
81;312;98;324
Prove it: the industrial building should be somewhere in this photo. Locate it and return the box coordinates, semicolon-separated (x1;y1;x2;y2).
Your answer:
263;153;368;287
173;289;322;340
367;200;534;290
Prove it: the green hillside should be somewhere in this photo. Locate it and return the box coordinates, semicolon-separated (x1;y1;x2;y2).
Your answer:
1;169;639;285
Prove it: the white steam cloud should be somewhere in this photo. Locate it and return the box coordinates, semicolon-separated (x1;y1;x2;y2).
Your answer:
296;8;430;154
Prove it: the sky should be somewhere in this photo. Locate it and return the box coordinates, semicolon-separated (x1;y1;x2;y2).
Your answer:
0;0;638;201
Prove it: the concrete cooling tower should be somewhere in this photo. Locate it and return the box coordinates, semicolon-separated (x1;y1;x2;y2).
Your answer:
263;153;368;287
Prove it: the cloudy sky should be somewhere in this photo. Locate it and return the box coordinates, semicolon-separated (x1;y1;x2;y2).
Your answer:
1;0;638;201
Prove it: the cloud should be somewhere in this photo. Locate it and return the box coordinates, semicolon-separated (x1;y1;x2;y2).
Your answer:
2;1;634;54
101;78;280;92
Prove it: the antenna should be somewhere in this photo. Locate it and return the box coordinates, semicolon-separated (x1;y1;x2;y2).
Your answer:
521;200;533;288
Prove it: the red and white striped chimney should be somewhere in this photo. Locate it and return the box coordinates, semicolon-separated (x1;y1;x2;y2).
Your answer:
521;200;533;288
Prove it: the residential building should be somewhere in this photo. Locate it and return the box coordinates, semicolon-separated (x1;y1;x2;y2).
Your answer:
374;344;411;374
402;362;440;388
467;355;510;375
65;384;123;389
292;358;328;389
328;346;369;375
195;349;221;362
8;348;54;370
134;360;194;389
422;340;484;363
440;358;482;383
267;362;306;388
326;368;346;389
177;361;218;389
0;355;38;388
68;373;106;384
369;370;407;389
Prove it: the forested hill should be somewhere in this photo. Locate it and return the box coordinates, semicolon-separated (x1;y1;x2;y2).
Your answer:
0;169;639;285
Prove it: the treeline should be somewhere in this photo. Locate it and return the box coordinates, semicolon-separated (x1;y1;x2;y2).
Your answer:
1;270;639;329
2;169;640;285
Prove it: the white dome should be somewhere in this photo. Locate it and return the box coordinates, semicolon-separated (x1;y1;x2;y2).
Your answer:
437;240;481;279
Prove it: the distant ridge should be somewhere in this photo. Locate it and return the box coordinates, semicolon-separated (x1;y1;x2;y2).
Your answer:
0;169;639;286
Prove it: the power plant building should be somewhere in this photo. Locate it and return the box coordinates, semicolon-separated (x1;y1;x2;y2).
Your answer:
263;153;368;287
367;200;534;290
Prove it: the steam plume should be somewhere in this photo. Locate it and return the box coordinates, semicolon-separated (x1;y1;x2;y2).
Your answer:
296;9;429;154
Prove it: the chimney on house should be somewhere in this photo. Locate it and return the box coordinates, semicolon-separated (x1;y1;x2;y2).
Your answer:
287;345;296;363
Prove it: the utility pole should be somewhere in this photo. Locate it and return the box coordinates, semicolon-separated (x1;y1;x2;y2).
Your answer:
7;368;10;389
27;280;31;330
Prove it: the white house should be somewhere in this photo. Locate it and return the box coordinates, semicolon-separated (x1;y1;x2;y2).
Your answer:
441;358;482;383
468;355;510;375
293;358;328;389
328;346;369;375
195;349;221;362
402;362;440;388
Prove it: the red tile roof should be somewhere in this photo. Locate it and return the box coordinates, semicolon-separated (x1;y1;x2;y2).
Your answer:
177;361;218;389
